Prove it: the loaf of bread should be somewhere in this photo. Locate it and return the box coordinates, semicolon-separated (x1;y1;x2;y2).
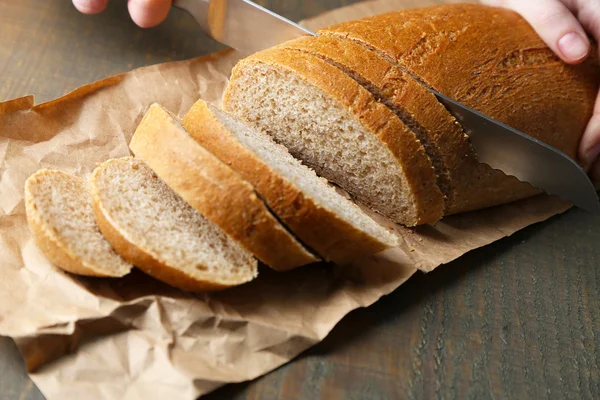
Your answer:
320;4;600;212
24;4;600;293
321;4;599;159
223;3;599;223
90;157;258;291
25;169;132;277
129;103;319;271
182;98;399;264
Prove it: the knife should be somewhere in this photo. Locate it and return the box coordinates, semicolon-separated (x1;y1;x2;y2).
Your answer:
431;89;600;213
172;0;315;55
173;0;600;213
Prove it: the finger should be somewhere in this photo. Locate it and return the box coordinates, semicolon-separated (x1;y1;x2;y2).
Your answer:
579;90;600;171
490;0;591;64
127;0;172;28
590;157;600;182
574;0;600;51
72;0;109;14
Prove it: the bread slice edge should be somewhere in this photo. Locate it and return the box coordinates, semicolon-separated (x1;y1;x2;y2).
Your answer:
24;169;132;278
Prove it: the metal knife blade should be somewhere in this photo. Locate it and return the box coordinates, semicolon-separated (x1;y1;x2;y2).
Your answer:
430;89;600;212
173;0;316;55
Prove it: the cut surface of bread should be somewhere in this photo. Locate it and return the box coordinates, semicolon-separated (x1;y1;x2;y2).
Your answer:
24;169;132;277
90;157;257;292
279;34;540;215
129;103;318;271
222;47;444;226
278;35;459;211
182;99;398;264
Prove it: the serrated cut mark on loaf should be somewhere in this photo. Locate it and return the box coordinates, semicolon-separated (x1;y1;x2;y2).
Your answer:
281;46;453;211
319;31;433;91
24;169;132;277
90;157;257;292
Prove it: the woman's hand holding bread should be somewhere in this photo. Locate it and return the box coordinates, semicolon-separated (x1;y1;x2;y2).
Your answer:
481;0;600;179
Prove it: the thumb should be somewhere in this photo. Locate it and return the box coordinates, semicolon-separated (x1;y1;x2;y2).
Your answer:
579;92;600;175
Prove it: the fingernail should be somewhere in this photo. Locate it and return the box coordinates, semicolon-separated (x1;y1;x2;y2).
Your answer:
72;0;92;12
558;32;590;62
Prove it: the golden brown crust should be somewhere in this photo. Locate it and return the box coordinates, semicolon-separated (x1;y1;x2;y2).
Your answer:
225;48;444;226
280;34;540;215
24;170;131;278
320;3;600;161
89;162;237;292
182;99;396;264
129;104;317;271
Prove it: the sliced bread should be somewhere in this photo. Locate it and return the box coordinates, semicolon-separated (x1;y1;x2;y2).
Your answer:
278;34;540;215
90;157;257;292
129;103;319;271
222;47;444;227
182;99;399;264
24;169;132;277
278;35;461;211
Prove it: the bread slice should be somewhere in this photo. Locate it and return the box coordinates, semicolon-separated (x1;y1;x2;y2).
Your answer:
320;4;599;212
24;169;132;277
278;34;541;215
278;35;459;211
182;99;399;264
90;157;257;292
129;103;319;271
222;47;444;227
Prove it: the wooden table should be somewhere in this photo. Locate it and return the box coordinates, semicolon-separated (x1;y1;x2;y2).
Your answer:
1;1;599;399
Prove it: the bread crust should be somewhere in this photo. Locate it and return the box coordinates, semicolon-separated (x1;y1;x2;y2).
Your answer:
280;34;540;215
320;4;600;160
223;47;445;226
24;169;131;278
182;99;397;264
90;158;249;292
129;104;317;271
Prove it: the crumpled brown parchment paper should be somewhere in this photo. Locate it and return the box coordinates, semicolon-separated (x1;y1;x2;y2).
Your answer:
0;0;573;398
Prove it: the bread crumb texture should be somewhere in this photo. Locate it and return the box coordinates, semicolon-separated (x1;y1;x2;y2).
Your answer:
24;169;132;277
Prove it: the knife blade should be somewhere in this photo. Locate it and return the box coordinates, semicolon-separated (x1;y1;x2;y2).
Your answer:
430;89;600;212
173;0;316;55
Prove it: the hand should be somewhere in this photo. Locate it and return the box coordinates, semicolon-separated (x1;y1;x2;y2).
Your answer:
72;0;173;28
481;1;600;179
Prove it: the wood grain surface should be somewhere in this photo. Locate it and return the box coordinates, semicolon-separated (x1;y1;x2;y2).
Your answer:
1;1;599;399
